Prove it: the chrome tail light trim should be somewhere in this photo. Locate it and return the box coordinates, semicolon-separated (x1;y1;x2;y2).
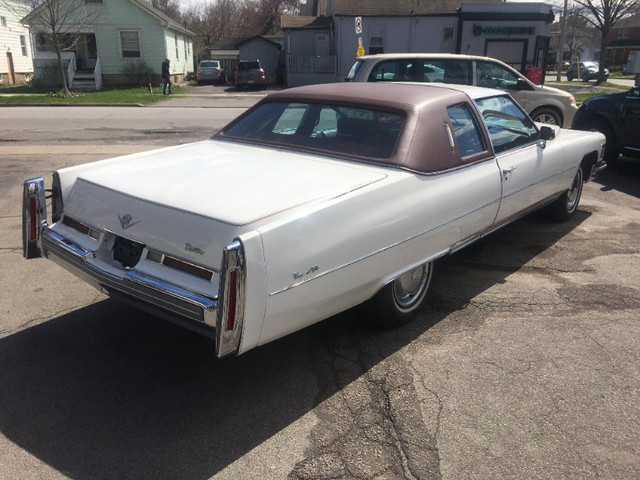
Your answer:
216;240;246;358
22;177;47;258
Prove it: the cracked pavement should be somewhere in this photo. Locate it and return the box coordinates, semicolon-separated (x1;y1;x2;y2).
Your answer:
1;104;639;479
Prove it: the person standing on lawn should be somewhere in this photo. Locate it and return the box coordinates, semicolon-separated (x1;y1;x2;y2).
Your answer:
162;58;172;95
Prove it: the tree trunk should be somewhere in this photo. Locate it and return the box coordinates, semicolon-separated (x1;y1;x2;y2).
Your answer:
52;34;70;95
56;49;70;95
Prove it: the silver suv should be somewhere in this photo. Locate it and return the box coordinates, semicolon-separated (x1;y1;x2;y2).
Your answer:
347;53;578;127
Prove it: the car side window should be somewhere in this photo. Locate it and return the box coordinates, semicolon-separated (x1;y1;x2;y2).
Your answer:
475;95;539;153
477;61;520;90
368;60;416;82
446;104;485;158
422;61;446;82
442;60;471;85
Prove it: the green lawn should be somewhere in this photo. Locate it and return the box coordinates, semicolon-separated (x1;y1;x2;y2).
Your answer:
0;84;185;105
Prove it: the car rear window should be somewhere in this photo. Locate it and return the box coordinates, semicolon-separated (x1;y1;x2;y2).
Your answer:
221;101;405;160
199;61;218;68
346;60;363;81
239;62;260;70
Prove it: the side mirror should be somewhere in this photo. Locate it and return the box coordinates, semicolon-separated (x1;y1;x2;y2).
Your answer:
540;125;556;141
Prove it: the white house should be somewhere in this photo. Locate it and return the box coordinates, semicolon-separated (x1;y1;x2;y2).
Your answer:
22;0;194;90
0;0;33;84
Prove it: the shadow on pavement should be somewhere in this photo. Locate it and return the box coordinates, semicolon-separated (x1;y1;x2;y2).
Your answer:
0;210;590;479
594;156;640;199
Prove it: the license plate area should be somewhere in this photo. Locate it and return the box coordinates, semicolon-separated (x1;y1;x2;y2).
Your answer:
113;236;145;269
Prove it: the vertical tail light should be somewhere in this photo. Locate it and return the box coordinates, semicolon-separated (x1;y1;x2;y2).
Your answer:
259;68;265;75
226;270;237;331
197;68;201;74
216;68;221;74
29;196;37;241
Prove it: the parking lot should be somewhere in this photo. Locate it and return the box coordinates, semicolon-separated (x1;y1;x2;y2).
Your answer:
0;100;639;479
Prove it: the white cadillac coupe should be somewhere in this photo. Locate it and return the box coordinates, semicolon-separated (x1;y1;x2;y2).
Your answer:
23;83;605;357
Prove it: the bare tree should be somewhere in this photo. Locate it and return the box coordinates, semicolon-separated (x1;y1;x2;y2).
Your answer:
2;0;102;95
573;0;640;83
183;0;239;60
149;0;181;23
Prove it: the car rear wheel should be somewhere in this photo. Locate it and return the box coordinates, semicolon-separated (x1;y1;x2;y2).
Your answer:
531;107;562;126
546;167;583;221
367;262;434;327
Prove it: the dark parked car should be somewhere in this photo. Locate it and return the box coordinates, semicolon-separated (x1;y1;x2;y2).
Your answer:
572;86;640;165
235;60;266;90
197;60;225;84
566;61;609;82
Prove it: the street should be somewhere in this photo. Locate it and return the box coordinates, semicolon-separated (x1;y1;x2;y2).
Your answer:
1;100;640;479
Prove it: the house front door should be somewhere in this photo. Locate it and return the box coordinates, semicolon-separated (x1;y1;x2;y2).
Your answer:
6;52;15;84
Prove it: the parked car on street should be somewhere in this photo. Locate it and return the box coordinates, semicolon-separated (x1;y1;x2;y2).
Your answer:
22;83;605;358
235;60;266;90
347;53;578;127
197;60;225;84
572;86;640;165
566;61;609;82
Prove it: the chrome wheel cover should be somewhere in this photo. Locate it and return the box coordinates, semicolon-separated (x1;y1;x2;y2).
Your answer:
392;263;433;312
566;169;583;211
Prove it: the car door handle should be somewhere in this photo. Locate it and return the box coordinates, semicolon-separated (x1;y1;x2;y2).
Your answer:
502;166;517;176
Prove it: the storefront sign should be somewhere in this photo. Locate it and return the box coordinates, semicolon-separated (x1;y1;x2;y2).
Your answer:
473;24;535;36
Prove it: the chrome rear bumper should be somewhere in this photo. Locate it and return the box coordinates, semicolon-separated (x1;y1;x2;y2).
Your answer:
42;225;219;333
23;177;246;358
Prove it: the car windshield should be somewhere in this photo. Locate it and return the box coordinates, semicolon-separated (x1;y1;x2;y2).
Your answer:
239;62;260;70
221;101;405;160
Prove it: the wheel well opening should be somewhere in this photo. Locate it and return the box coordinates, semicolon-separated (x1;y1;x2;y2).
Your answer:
580;150;599;179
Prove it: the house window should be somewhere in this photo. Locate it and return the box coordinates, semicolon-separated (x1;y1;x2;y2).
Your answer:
120;30;141;58
175;34;179;60
20;35;27;56
1;17;7;27
443;27;455;43
369;36;384;55
617;28;628;40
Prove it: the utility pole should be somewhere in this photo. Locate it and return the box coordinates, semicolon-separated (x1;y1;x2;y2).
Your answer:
556;0;569;81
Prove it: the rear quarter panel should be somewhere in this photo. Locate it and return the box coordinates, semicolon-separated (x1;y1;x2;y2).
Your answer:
255;160;502;346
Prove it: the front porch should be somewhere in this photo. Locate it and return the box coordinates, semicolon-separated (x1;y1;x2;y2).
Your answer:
32;32;102;91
